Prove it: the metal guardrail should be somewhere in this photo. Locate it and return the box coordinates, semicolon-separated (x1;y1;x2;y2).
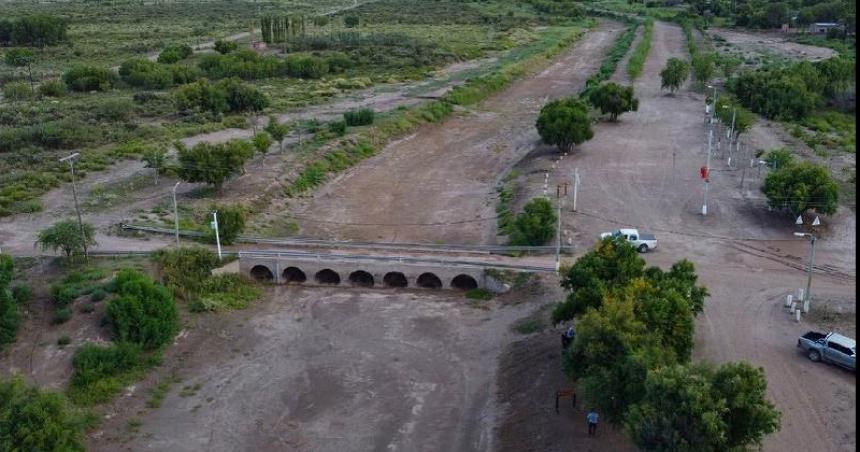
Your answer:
120;223;574;254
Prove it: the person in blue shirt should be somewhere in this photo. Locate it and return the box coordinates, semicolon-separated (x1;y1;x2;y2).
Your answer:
586;408;599;436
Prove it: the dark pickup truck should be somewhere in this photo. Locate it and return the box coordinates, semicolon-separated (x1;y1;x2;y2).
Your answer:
797;331;856;371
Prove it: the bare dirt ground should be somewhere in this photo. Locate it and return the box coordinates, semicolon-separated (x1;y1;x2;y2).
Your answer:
511;20;855;452
290;21;626;244
85;280;575;452
708;28;836;61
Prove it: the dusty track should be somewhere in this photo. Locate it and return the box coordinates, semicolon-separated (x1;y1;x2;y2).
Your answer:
291;21;626;244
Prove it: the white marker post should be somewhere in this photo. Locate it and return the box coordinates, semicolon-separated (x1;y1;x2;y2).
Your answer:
211;211;222;261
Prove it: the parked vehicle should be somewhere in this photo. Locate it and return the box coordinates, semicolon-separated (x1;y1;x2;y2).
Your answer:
599;228;657;253
797;331;856;371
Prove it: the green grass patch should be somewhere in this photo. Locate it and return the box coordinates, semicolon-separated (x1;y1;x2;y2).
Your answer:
68;342;160;406
581;21;639;94
190;274;262;312
626;18;653;80
465;288;494;300
513;318;543;334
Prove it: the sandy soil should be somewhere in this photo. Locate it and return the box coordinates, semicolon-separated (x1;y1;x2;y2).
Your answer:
290;21;627;244
709;28;836;61
85;283;554;452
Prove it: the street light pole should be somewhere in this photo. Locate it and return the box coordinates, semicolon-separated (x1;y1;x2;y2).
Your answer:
172;182;181;247
702;128;713;215
794;215;820;313
59;153;88;263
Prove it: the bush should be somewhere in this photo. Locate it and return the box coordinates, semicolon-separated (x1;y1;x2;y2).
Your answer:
157;44;193;64
536;97;593;152
328;120;347;136
106;269;179;350
2;81;32;101
11;284;31;303
660;57;689;93
209;203;246;246
465;288;493;300
92;98;134;122
68;342;153;405
152;246;220;299
191;274;261;312
90;288;107;302
62;65;117;92
36;220;97;259
119;58;173;89
1;259;21;348
0;376;85;452
53;307;72;324
343;108;374;126
509;198;557;246
174;78;269;114
763;148;794;170
57;335;71;346
38;79;66;97
213;39;238;54
344;15;360;28
177;139;255;189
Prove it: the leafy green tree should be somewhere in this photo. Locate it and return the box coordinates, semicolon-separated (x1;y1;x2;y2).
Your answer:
210;203;246;245
62;65;117;92
553;238;645;322
0;15;68;46
626;362;780;451
176;139;254;189
715;96;755;139
213;39;238;54
157;43;193;64
252;131;273;155
35;220;97;259
0;376;85;452
587;82;639;121
691;53;716;84
508;198;557;246
264;116;290;152
118;58;173;89
535;97;593;152
106;269;179;350
142;146;168;185
4;48;35;91
660;57;689;93
763;148;794;170
762;161;838;215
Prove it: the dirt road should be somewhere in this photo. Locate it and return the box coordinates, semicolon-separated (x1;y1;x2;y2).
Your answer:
510;20;855;451
291;21;626;244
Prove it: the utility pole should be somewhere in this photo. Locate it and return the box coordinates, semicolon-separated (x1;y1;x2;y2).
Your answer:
59;153;88;263
572;168;580;211
555;186;563;272
739;143;748;189
795;216;820;313
211;211;222;261
172;182;181;247
702;128;713;215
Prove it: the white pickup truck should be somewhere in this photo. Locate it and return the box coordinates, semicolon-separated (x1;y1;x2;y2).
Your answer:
600;228;657;253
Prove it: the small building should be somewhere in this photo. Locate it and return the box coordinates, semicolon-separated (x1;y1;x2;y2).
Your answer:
807;22;841;34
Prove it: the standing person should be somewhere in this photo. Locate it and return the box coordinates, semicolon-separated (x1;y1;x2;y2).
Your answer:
587;408;599;437
562;325;575;349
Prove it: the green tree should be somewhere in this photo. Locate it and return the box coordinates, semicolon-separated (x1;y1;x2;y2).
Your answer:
715;96;756;140
176;139;254;189
252;131;273;155
344;15;360;28
264;116;290;152
106;269;179;350
142;146;168;185
4;48;35;91
535;97;593;153
213;39;238;54
691;53;716;84
0;376;85;452
62;65;117;92
763;148;794;170
508;198;557;246
157;43;193;64
626;362;780;451
762;161;838;215
210;203;246;245
587;82;639;121
660;57;689;93
35;220;97;259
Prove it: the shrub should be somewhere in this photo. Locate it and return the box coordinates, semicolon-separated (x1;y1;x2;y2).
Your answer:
763;148;794;170
36;220;97;259
177;139;255;189
660;57;689;93
252;131;273;155
38;79;66;97
192;274;261;312
57;335;71;346
152;246;220;299
53;286;78;307
92;98;134;122
465;288;493;300
157;44;193;64
90;288;107;302
174;78;269;114
0;376;85;452
119;58;173;89
343;108;374;126
283;54;330;79
344;15;360;28
213;39;238;54
328;120;347;136
68;342;153;405
53;307;72;324
0;15;68;46
62;65;117;92
536;97;593;152
1;257;21;348
2;81;32;101
11;284;31;303
509;198;557;246
762;161;838;215
209;203;246;246
106;269;179;350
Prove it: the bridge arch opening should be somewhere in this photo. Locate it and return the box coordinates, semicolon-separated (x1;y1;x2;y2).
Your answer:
250;265;274;282
383;272;408;288
282;267;307;284
348;270;374;287
315;269;341;285
417;272;443;289
451;274;478;291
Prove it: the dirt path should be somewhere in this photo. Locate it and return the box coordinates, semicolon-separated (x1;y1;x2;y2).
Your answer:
708;28;836;61
291;21;626;244
511;20;854;451
86;284;547;452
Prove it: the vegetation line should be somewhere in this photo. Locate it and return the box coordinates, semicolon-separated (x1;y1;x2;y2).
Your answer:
626;18;653;80
581;20;639;95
